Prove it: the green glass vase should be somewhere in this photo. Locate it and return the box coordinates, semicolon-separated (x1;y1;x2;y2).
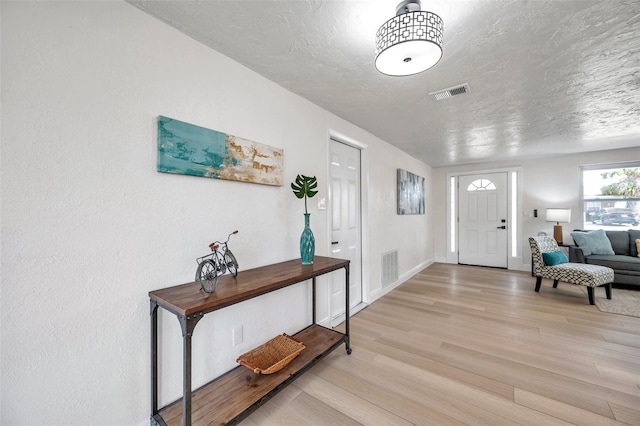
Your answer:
300;213;315;265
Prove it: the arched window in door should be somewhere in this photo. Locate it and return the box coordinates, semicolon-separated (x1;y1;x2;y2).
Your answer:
467;179;496;191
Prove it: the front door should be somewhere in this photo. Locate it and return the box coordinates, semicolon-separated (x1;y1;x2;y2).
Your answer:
329;140;362;324
458;173;508;268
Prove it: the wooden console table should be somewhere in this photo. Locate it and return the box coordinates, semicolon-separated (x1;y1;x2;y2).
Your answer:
150;256;351;425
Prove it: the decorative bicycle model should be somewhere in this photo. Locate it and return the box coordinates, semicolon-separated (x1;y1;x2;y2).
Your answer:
195;230;239;293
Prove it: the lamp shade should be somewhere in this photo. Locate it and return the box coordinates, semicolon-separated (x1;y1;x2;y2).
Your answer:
375;1;443;76
546;208;571;223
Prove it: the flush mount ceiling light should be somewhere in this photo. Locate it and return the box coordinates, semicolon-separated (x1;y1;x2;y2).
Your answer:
375;0;443;76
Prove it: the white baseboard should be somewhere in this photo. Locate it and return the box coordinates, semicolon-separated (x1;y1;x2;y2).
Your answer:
330;302;368;327
368;258;434;303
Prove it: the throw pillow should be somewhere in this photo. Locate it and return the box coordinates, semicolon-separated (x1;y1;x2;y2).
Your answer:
607;231;630;255
570;229;615;256
542;250;568;266
630;230;640;257
636;239;640;258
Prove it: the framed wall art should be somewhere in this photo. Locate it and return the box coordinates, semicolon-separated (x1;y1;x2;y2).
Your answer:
397;168;425;215
157;116;283;186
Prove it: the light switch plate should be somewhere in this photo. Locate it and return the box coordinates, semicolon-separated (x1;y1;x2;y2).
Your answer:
232;326;243;346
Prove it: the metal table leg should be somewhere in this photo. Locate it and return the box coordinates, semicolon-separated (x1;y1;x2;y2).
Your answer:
150;301;159;421
178;313;203;426
344;264;352;354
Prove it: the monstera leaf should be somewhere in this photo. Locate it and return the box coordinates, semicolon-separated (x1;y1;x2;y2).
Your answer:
291;174;318;214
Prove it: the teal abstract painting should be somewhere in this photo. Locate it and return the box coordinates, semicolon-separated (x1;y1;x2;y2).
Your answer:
397;168;425;215
157;116;283;186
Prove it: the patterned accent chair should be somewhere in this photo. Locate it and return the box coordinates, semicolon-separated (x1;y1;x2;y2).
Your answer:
529;236;614;305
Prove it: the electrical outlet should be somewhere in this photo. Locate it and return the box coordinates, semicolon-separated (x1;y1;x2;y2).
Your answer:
232;325;243;346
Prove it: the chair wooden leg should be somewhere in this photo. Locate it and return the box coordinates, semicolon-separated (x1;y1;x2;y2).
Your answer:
553;280;559;288
605;283;612;300
587;287;595;305
535;277;542;292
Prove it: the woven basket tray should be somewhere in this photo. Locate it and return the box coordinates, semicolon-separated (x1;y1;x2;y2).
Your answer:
236;333;306;375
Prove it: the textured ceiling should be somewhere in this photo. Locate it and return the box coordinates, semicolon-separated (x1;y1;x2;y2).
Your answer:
129;0;640;167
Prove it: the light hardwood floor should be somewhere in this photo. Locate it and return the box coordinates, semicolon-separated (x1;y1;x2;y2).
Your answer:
241;263;640;425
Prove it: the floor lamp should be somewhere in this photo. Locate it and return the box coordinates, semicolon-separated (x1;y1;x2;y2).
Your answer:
546;208;571;244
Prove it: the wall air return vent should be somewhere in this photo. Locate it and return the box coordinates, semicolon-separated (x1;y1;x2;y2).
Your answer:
381;249;398;288
429;83;470;100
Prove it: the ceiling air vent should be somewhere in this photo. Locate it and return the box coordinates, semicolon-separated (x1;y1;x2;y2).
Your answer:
429;83;470;101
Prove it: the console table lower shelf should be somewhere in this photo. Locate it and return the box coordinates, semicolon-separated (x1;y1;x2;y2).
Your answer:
154;324;346;426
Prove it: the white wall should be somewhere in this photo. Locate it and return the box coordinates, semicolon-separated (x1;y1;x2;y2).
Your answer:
432;147;640;267
0;2;432;424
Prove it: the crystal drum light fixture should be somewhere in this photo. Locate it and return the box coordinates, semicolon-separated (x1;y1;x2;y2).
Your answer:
375;0;443;76
546;208;571;244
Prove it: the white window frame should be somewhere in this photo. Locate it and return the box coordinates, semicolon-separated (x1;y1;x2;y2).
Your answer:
580;161;640;230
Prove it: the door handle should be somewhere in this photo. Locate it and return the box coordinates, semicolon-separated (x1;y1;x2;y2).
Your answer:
497;226;506;229
332;241;339;245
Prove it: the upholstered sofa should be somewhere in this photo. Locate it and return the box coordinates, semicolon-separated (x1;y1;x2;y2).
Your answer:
569;229;640;287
